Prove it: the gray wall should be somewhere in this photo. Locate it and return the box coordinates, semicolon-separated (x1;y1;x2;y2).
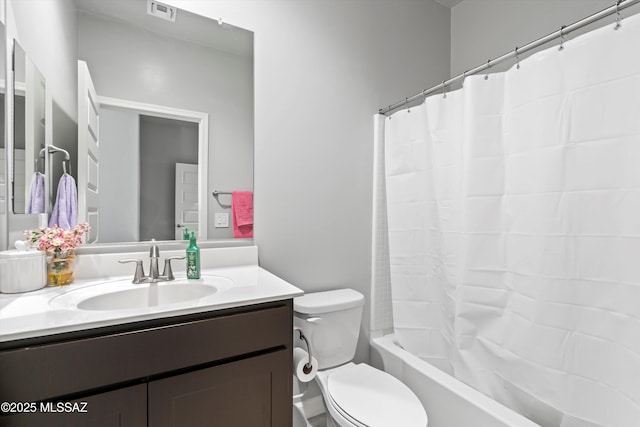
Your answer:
8;0;452;363
77;11;253;240
450;0;630;76
9;0;77;120
171;0;452;362
139;115;198;241
99;108;139;243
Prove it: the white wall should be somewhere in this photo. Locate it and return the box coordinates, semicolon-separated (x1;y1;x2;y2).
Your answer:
450;0;636;76
99;108;139;243
168;0;451;361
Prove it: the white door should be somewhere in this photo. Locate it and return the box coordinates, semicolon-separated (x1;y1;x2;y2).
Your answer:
77;60;100;243
174;163;198;240
0;149;6;215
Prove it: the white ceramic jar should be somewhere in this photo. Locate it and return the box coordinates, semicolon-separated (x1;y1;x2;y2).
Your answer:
0;248;47;293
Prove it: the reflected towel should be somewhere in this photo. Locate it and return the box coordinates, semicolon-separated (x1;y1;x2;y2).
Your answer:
232;191;253;238
27;172;45;214
49;174;78;229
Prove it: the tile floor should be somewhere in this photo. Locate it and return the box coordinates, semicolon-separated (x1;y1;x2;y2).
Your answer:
308;413;327;427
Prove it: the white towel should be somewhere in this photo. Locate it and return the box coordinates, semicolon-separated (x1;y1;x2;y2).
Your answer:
49;174;78;229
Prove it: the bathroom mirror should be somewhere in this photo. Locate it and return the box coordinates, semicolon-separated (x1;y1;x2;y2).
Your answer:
7;0;254;245
0;21;6;219
12;41;46;215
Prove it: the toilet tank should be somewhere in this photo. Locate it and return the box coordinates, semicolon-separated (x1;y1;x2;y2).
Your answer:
294;289;365;370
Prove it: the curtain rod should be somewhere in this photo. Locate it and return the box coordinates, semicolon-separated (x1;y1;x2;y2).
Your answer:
379;0;640;115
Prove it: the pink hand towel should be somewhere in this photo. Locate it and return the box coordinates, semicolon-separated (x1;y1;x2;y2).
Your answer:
232;191;253;238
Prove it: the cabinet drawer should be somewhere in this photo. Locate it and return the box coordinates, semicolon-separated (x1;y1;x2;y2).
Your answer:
0;302;292;402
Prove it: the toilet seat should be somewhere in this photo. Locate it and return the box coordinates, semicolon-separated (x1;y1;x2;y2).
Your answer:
325;364;428;427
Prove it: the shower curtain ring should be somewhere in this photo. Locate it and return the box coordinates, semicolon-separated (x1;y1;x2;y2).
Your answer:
615;0;622;30
515;47;521;69
441;80;447;99
559;25;566;51
484;60;491;80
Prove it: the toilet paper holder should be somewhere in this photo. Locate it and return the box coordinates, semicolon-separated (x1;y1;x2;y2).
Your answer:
294;328;314;374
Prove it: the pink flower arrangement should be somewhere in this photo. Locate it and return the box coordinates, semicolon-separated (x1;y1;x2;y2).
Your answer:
24;223;91;255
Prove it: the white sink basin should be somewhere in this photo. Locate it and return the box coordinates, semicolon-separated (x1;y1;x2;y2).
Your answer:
50;275;233;311
78;284;217;311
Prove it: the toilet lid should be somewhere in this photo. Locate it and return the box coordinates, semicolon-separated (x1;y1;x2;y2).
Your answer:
327;364;428;427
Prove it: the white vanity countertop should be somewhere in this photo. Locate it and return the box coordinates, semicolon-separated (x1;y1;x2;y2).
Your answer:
0;264;304;343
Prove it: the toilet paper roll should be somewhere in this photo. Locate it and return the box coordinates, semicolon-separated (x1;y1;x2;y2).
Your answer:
293;347;318;382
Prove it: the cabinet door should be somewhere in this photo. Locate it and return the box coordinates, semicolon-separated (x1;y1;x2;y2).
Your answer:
149;349;291;427
0;383;146;427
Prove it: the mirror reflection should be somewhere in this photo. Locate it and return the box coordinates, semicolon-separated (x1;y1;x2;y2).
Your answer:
8;0;254;244
13;41;46;215
0;22;5;217
98;111;199;243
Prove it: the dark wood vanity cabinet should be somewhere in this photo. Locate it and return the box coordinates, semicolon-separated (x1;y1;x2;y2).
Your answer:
0;300;293;427
149;349;290;426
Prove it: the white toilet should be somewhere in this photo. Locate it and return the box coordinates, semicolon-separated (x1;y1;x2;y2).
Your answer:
294;289;428;427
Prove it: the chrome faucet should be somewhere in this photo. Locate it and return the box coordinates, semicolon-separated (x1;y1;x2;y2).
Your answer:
149;240;161;281
119;239;185;284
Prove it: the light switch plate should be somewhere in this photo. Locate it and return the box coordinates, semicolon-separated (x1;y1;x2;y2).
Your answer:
214;213;230;228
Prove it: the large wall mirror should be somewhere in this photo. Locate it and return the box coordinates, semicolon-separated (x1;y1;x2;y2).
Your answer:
5;0;254;247
0;19;6;228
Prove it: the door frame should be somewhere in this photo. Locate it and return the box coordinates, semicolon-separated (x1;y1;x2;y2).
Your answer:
97;96;209;240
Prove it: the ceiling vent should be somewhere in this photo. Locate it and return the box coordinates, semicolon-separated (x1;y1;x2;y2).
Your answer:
147;0;177;22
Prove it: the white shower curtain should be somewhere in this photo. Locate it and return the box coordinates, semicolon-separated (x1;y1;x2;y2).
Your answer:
381;13;640;427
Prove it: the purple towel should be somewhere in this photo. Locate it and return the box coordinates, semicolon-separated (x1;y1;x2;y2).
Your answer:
26;172;45;214
49;174;78;229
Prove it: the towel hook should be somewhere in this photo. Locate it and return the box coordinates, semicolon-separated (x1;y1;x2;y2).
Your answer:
484;60;491;80
515;47;521;69
62;159;72;176
614;0;623;30
559;25;566;51
40;145;72;176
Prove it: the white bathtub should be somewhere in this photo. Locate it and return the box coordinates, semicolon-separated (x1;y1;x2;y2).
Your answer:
371;334;541;427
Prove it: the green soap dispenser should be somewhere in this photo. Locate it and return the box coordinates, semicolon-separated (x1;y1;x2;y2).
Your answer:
186;231;200;279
